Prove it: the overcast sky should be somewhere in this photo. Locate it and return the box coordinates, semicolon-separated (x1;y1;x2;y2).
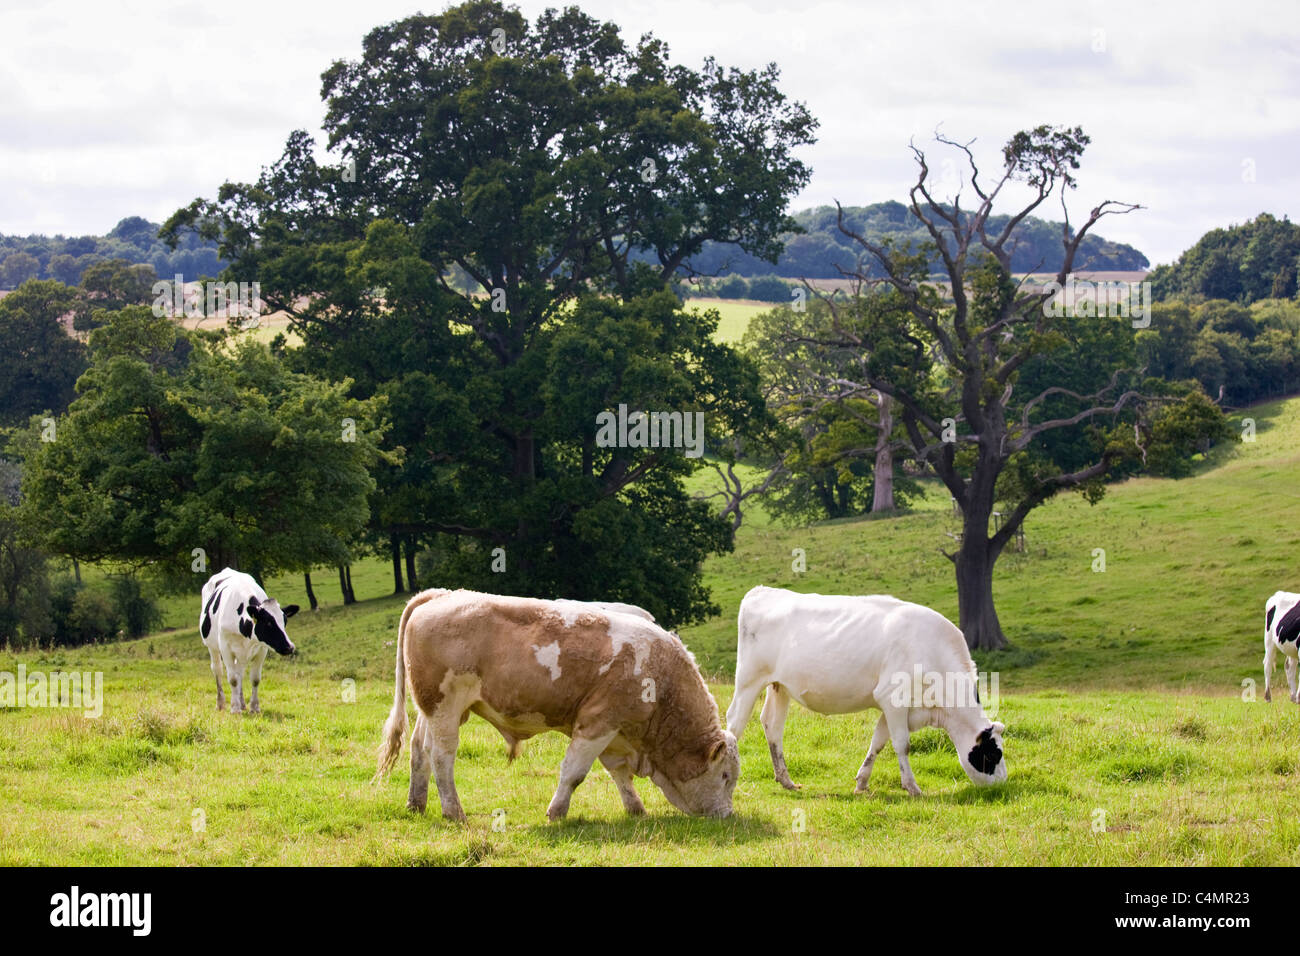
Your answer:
2;0;1296;265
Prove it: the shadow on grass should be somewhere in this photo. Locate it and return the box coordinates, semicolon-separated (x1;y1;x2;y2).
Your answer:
775;771;1071;806
526;810;782;846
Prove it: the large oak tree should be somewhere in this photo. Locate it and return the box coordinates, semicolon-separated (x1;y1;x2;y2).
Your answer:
162;1;814;624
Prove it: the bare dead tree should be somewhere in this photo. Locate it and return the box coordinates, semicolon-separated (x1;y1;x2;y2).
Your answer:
697;438;787;531
793;126;1149;649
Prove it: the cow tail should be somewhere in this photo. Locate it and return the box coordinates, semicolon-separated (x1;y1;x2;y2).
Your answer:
375;595;420;781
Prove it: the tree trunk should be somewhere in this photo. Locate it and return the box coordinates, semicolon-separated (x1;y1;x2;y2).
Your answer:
404;536;418;593
345;564;356;604
73;558;81;586
338;565;355;606
303;572;318;611
871;392;895;513
955;543;1006;650
814;476;837;519
390;534;404;594
954;491;1008;650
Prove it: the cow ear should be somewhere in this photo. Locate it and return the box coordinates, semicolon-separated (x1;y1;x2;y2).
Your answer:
707;738;726;763
282;604;300;619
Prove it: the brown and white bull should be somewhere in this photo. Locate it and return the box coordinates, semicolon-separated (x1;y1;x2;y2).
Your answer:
376;589;738;822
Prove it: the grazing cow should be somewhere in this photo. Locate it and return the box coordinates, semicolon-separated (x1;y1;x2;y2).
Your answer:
199;568;299;713
376;588;738;822
1263;590;1300;703
726;585;1007;796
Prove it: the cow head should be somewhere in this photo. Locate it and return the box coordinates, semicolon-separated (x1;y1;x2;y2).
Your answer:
249;597;299;656
957;721;1007;786
651;730;739;818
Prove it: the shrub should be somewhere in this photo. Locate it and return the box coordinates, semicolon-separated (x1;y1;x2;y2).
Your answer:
747;275;794;303
714;276;750;299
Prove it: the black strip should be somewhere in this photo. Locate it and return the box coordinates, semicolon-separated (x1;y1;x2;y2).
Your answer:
1276;602;1300;645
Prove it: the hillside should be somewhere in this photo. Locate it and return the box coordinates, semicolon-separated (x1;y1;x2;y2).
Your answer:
672;201;1150;278
128;393;1298;693
0;216;226;290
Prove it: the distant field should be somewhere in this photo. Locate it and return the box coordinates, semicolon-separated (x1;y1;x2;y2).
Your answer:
684;297;775;343
175;309;302;347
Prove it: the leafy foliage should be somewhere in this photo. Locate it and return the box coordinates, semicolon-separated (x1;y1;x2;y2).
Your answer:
159;1;810;625
16;308;389;588
1148;212;1300;304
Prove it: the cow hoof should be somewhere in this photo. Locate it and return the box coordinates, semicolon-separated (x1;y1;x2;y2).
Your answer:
442;810;467;824
778;780;802;791
904;784;923;797
853;784;869;795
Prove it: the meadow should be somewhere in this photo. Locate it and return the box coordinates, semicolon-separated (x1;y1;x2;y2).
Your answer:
1;394;1297;866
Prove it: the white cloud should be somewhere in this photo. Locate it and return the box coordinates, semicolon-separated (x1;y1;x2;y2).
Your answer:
1;0;1296;263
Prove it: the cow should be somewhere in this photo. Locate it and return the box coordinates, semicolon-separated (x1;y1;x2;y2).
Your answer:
375;588;739;822
583;601;655;623
199;568;299;714
1263;590;1300;703
726;585;1007;796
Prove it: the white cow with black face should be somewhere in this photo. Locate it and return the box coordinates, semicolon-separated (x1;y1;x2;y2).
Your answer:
1263;591;1300;703
727;585;1007;796
200;568;299;713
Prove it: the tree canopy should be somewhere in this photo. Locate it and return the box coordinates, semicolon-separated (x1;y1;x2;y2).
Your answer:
158;1;812;625
17;308;389;586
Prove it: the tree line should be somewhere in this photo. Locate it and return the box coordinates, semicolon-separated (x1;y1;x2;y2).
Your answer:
0;215;226;291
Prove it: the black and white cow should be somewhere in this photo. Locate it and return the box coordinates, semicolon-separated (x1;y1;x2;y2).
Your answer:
1264;590;1300;703
200;568;299;713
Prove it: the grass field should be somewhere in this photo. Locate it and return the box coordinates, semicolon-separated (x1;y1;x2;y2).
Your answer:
2;395;1297;865
684;296;773;343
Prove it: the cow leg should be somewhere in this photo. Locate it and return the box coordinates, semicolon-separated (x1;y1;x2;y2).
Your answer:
724;674;765;742
428;708;467;823
880;703;922;796
1265;638;1277;702
221;644;245;714
205;643;225;712
853;714;892;794
760;683;799;790
598;751;645;816
247;645;268;714
1287;654;1298;704
407;712;434;814
547;730;619;822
